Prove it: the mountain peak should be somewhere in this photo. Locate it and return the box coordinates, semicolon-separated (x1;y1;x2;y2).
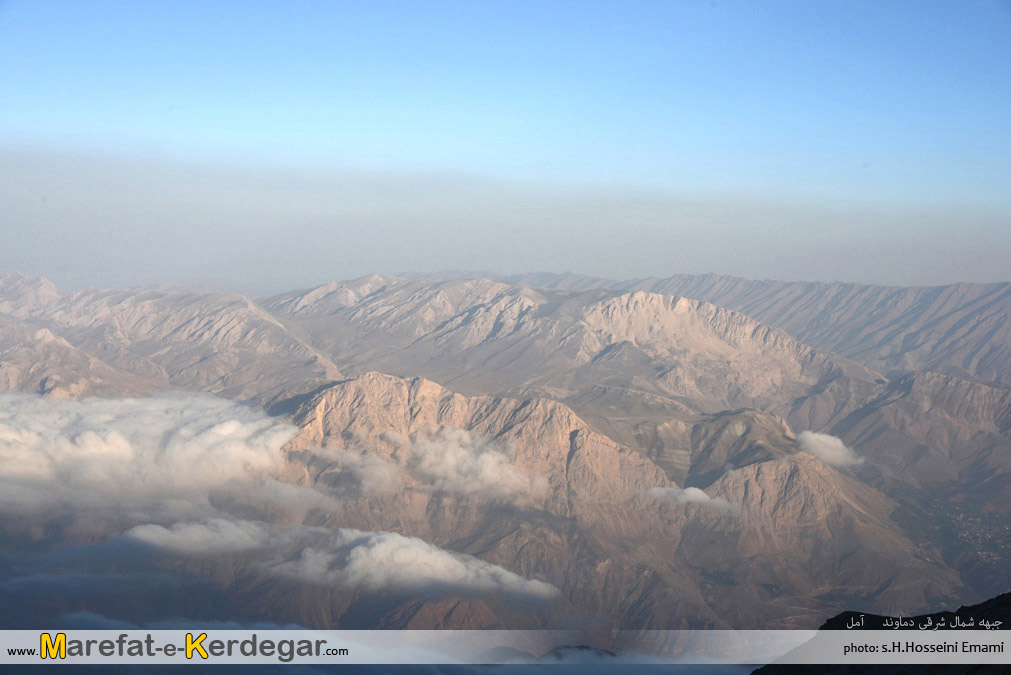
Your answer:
0;271;63;317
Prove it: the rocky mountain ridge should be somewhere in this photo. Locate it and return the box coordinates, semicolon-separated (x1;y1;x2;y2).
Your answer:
266;372;960;629
0;270;1006;629
418;270;1011;386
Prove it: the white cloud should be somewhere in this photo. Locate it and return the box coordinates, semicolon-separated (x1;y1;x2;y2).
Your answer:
0;395;557;609
0;393;298;527
398;428;547;503
797;431;864;467
268;527;559;602
308;447;404;495
128;516;559;603
309;428;547;504
126;518;271;553
238;478;342;514
646;487;739;513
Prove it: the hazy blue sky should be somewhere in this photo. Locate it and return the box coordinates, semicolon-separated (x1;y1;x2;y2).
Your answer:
1;1;1009;291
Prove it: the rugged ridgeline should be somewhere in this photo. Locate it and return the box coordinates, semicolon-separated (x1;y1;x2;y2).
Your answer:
0;271;1008;627
265;275;1011;610
419;270;1011;386
0;272;340;403
261;277;1011;506
0;313;153;397
831;371;1011;497
827;371;1011;598
261;276;883;435
259;373;959;629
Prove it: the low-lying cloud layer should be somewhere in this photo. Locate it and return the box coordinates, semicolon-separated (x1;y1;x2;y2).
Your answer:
401;428;547;503
270;527;558;601
0;393;297;520
797;431;864;468
307;446;405;496
0;394;557;623
127;518;558;602
126;518;272;554
646;487;740;513
314;427;548;504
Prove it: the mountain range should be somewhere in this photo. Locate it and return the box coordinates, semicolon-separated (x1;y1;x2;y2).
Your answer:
420;270;1011;386
0;269;1007;632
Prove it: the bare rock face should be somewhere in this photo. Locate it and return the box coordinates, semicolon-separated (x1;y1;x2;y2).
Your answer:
831;371;1011;500
285;371;672;518
44;287;342;402
263;276;883;451
634;276;1011;386
262;277;1009;607
819;371;1011;598
433;271;1011;386
261;277;899;541
256;373;962;630
0;271;63;318
0;275;341;402
0;314;153;397
353;276;1007;499
677;409;799;487
704;454;958;619
580;291;879;414
0;271;1000;633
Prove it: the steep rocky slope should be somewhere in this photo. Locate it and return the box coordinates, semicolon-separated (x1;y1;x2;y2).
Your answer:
832;372;1011;498
825;371;1011;598
283;371;670;517
422;271;1011;386
692;452;959;624
0;272;62;318
0;314;154;397
263;276;883;435
254;373;961;629
0;274;341;402
0;270;1001;632
620;408;800;488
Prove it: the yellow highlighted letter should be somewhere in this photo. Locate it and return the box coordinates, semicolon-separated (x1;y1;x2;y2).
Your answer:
186;632;208;659
40;633;66;660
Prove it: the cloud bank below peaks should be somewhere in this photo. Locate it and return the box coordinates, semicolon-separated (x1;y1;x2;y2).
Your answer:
270;527;559;602
402;428;548;502
125;518;273;554
0;393;556;607
308;427;547;504
0;393;319;532
797;431;864;467
646;487;740;513
128;519;559;603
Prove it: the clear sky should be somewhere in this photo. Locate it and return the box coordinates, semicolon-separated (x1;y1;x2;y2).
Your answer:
1;1;1009;291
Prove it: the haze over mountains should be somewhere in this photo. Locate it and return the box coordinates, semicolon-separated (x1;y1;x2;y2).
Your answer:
0;269;1008;632
421;270;1011;386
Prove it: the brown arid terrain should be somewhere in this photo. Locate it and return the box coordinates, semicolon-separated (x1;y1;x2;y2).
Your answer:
0;270;1007;632
0;272;341;403
424;271;1011;386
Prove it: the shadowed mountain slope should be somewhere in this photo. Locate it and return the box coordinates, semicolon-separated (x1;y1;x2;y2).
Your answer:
418;271;1011;386
0;273;341;403
263;373;961;629
263;276;883;434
